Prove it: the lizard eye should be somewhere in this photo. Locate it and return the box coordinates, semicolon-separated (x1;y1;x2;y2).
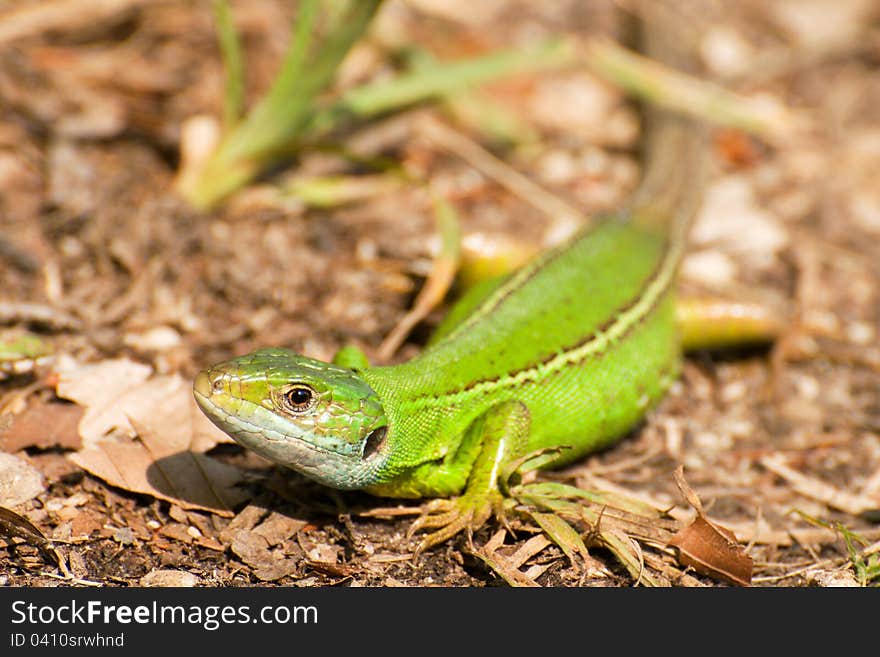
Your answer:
283;385;315;413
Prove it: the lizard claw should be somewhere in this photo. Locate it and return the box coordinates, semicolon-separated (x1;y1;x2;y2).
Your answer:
409;492;502;555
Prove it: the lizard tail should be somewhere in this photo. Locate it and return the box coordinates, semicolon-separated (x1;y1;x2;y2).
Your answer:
626;0;709;248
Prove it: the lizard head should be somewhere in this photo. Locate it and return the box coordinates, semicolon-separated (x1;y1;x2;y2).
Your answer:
193;348;389;489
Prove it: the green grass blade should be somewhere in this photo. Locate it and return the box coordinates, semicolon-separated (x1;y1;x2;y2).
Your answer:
213;0;245;130
309;38;574;135
223;0;382;162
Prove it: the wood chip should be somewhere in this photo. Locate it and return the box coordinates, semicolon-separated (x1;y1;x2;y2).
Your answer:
139;568;200;587
804;568;860;588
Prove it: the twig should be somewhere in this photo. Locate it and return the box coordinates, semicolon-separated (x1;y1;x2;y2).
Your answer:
0;301;81;330
0;0;148;46
760;454;880;517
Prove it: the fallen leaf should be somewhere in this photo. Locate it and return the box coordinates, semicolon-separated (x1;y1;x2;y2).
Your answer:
0;400;83;452
230;531;298;582
669;466;753;586
0;453;45;507
66;370;248;516
55;357;152;444
528;511;591;569
466;529;542;587
56;356;233;450
0;505;48;544
251;512;308;546
668;515;753;587
219;504;267;546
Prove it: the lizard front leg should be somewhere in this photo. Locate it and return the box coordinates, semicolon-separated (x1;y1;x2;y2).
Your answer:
408;399;531;554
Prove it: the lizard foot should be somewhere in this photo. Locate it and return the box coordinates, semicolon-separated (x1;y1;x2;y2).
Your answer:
407;492;503;555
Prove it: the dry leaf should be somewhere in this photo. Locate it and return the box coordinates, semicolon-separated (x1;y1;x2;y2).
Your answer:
0;505;49;545
66;369;248;516
231;531;299;582
0;453;45;507
219;504;267;545
670;466;753;586
668;515;753;587
252;512;308;546
529;511;591;568
55;357;152;444
0;401;83;452
466;529;542;587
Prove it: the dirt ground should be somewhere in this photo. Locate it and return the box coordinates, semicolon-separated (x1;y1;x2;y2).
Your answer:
1;0;879;588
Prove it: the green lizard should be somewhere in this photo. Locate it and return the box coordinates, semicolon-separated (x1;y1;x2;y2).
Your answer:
193;23;779;553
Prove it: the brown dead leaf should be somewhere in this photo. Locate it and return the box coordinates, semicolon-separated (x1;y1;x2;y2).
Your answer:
0;505;48;545
466;529;542;587
231;531;299;582
0;453;45;507
0;400;83;452
55;356;152;443
251;511;308;547
55;356;232;450
66;366;248;516
669;466;753;586
67;509;104;540
219;504;267;546
668;515;753;587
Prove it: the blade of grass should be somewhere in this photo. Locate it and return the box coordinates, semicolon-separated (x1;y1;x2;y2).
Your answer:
583;37;810;143
180;14;575;209
309;38;574;135
179;0;383;208
284;172;404;208
213;0;245;130
221;0;381;163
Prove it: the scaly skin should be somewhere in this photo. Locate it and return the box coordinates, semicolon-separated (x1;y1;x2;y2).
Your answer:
192;15;764;550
